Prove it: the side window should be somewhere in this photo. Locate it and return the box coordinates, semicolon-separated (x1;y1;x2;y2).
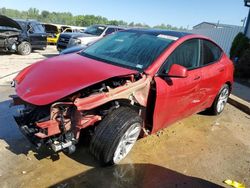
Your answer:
30;23;45;33
105;28;116;35
66;29;73;33
116;28;124;31
162;39;200;73
201;40;222;65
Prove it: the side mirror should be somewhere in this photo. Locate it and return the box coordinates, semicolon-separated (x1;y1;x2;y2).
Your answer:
27;25;34;34
167;64;188;78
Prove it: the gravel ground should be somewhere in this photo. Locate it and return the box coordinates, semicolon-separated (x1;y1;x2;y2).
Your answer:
0;47;250;188
0;46;58;86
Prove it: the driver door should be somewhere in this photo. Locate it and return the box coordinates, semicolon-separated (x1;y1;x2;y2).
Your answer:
152;39;202;133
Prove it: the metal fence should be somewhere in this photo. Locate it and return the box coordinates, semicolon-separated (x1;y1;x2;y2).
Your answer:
189;27;244;56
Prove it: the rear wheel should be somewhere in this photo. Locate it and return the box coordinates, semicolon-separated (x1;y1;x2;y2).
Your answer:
18;41;31;55
209;84;230;115
90;107;142;165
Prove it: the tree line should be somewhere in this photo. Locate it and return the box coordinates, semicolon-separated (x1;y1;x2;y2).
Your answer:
0;7;186;30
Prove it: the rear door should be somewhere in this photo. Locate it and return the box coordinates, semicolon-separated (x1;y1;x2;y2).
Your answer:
199;39;225;109
29;23;47;48
153;39;202;133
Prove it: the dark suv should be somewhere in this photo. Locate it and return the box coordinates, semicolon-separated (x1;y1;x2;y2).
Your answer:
0;15;47;55
57;25;123;51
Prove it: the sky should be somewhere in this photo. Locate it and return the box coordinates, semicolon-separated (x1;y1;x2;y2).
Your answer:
0;0;249;28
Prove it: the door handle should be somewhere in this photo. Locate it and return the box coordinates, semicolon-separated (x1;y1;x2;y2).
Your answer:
194;76;201;80
219;68;225;72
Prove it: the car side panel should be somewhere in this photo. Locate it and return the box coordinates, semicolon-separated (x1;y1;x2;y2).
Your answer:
199;54;232;109
152;69;202;133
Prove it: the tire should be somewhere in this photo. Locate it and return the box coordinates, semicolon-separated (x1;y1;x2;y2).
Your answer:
208;84;230;115
90;107;142;165
17;41;31;55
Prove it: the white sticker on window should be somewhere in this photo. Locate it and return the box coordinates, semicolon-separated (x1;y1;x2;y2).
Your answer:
157;34;179;41
98;26;105;30
136;64;143;69
115;39;124;42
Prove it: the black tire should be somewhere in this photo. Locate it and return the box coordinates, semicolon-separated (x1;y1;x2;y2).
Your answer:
208;84;230;115
17;41;31;55
90;107;142;165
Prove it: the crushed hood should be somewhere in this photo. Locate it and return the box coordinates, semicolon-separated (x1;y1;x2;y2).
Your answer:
15;53;137;105
0;15;22;30
44;24;59;34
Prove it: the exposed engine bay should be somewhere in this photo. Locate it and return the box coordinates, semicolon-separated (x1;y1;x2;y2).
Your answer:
11;74;151;154
0;29;20;51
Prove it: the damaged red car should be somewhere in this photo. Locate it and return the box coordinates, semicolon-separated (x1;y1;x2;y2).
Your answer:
11;29;234;165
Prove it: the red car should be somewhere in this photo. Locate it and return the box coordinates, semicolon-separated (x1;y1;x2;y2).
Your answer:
11;29;234;165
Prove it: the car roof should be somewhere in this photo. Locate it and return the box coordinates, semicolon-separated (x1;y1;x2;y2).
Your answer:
124;28;191;38
92;24;124;29
14;19;40;24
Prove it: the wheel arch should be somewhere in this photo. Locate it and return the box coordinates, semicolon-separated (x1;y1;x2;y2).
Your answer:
225;81;233;93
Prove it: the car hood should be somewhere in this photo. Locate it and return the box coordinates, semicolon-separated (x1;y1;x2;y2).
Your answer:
15;53;137;105
0;15;22;30
44;24;59;34
60;32;93;38
60;45;87;55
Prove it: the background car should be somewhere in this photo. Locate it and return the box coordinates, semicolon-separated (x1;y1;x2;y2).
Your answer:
11;29;234;165
59;44;87;55
0;15;47;55
43;23;86;45
57;24;123;51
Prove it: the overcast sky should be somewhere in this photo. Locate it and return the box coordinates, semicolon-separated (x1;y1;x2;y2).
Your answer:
0;0;249;28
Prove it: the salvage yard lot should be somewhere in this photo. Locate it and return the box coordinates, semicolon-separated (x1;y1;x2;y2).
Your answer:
0;46;58;86
0;47;250;187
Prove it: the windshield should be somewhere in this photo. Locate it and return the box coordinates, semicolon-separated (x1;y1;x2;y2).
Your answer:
81;31;175;70
84;25;106;36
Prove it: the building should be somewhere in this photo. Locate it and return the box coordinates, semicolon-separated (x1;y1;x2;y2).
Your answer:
191;22;244;55
193;22;242;30
244;0;250;38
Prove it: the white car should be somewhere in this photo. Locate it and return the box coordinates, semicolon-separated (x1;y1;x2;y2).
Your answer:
57;25;123;51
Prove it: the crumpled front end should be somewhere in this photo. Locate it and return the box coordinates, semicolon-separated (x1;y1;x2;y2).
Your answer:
10;94;101;153
0;15;22;52
0;30;20;52
11;74;151;154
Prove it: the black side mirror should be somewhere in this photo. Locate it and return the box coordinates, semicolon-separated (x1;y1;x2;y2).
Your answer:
27;25;34;34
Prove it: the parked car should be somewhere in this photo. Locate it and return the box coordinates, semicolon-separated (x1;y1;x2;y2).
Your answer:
57;24;123;51
0;15;47;55
59;40;98;55
43;23;85;45
59;44;87;55
11;29;234;165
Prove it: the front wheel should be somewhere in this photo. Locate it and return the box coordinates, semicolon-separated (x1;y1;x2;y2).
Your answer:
90;107;142;165
17;41;31;55
209;84;230;115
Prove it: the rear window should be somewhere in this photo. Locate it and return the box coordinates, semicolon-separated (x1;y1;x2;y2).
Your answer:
201;40;222;65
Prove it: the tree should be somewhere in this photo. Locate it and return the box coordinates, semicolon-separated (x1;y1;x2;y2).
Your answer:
0;7;184;30
230;32;250;59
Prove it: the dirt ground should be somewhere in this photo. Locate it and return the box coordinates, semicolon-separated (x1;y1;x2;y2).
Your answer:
0;46;58;86
0;47;250;188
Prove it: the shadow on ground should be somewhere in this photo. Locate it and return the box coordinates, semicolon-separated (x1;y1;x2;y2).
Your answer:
0;98;100;166
51;163;223;188
41;53;58;58
0;51;16;56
